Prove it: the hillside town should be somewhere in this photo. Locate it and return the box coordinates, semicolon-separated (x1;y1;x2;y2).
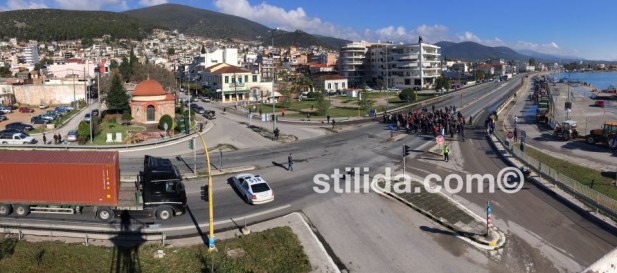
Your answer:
0;28;562;107
1;3;617;273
